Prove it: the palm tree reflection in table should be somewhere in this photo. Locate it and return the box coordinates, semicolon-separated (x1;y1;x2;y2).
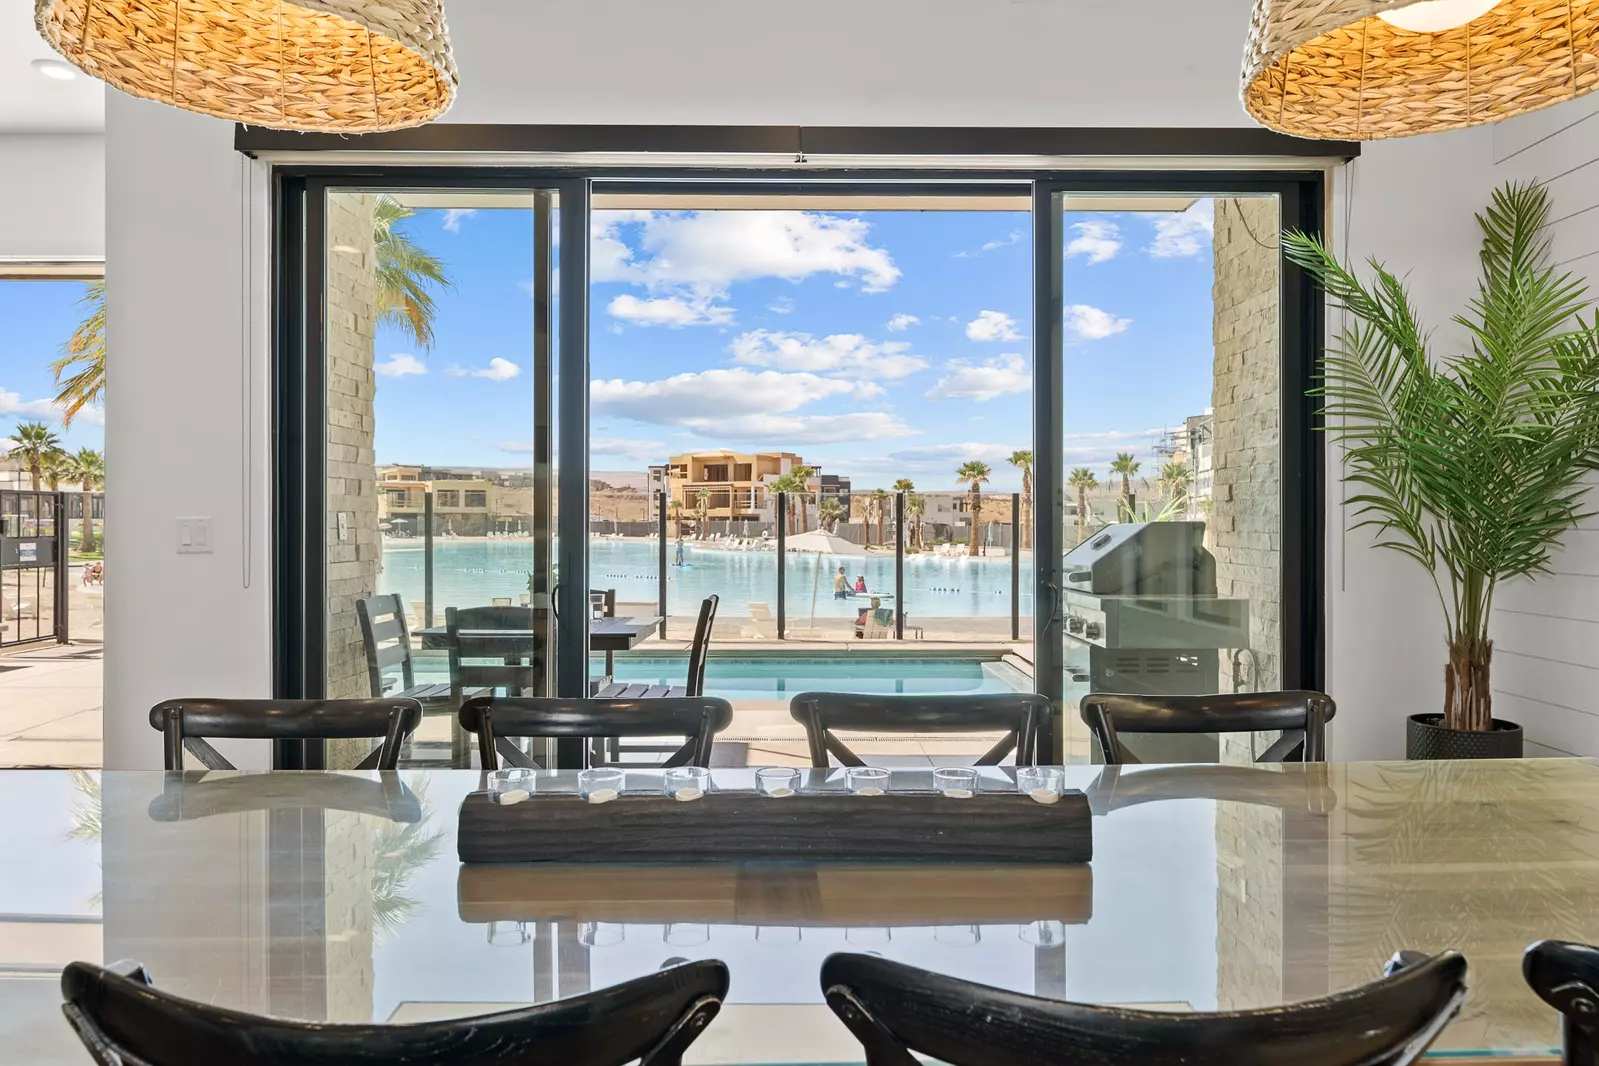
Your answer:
955;461;991;557
1069;468;1099;545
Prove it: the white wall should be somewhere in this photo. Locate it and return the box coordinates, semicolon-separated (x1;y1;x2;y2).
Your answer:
0;133;104;263
104;93;271;769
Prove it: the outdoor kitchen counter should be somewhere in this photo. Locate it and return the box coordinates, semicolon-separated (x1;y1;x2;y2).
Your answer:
7;760;1599;1064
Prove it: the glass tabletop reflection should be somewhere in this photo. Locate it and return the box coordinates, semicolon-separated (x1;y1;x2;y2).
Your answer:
7;760;1599;1063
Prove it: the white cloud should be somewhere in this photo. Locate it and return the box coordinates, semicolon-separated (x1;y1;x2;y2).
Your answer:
0;387;102;427
768;296;795;314
592;368;873;426
926;354;1030;402
442;208;477;232
1148;200;1215;259
608;293;734;328
447;358;522;382
1065;304;1131;340
701;411;917;444
886;313;919;332
729;330;928;380
591;210;900;293
1065;220;1122;265
955;230;1024;258
375;353;428;377
965;310;1022;342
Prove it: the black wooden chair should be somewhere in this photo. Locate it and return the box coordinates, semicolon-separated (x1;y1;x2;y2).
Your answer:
61;957;727;1066
595;595;717;699
460;695;734;770
148;698;422;772
789;692;1048;768
1080;690;1337;765
356;593;456;707
1525;940;1599;1066
820;950;1467;1066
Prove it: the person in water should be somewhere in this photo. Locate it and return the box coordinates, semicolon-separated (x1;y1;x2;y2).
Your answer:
673;537;685;567
854;575;867;593
833;565;849;599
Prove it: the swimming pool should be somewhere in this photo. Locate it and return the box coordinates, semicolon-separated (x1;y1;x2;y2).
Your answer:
598;655;1034;700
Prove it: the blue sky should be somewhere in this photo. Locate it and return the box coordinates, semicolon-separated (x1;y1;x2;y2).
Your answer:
0;279;105;456
0;200;1224;495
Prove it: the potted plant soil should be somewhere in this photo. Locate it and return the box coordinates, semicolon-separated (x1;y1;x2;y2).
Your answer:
1286;182;1599;759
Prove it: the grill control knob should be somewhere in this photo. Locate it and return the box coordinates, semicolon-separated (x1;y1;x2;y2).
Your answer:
1067;615;1084;634
1084;621;1103;640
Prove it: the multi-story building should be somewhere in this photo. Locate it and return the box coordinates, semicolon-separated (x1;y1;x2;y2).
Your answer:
376;464;538;536
1186;412;1214;513
665;450;819;530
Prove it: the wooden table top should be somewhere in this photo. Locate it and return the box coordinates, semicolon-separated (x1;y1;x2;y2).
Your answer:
7;759;1598;1064
417;614;662;652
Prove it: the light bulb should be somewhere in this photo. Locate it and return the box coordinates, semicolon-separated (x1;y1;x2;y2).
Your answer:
1377;0;1504;32
31;59;77;81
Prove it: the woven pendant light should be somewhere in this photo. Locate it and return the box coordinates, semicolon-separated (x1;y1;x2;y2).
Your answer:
35;0;457;133
1243;0;1599;140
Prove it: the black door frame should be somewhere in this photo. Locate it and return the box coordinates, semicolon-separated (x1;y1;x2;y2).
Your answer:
271;163;1327;769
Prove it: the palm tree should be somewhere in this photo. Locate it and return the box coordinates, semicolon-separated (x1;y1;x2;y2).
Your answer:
1068;467;1099;544
892;479;916;549
68;448;104;553
871;487;891;548
8;422;62;490
50;281;104;427
694;488;710;539
1110;452;1141;521
41;447;70;491
1008;450;1033;551
669;500;684;538
1158;460;1193;513
955;461;992;556
374;195;453;349
906;491;926;548
818;498;844;533
768;468;813;534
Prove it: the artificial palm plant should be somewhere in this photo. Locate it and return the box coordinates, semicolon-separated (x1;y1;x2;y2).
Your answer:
1285;181;1599;735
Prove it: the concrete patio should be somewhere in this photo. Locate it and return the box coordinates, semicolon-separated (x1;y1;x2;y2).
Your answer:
0;640;102;768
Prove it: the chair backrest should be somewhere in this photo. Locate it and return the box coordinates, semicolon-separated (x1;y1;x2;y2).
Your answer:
1080;690;1336;765
62;958;728;1066
148;698;423;772
789;692;1048;768
820;950;1467;1066
460;695;734;770
590;588;617;618
446;605;541;698
355;593;414;697
685;595;719;697
1525;940;1599;1066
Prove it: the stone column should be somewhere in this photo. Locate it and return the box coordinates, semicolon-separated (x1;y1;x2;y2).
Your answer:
324;194;382;767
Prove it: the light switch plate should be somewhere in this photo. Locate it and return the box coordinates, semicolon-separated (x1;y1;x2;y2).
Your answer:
176;517;213;554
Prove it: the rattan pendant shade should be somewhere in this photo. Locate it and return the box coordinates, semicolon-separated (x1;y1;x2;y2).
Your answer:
1243;0;1599;139
35;0;456;132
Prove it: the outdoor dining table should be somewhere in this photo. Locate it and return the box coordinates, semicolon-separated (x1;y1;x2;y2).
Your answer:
416;615;664;654
6;758;1599;1064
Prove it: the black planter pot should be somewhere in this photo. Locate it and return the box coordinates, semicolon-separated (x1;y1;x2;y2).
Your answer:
1406;713;1523;760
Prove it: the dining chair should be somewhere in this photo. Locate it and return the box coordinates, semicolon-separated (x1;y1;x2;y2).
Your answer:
820;950;1467;1066
788;692;1048;767
460;695;734;770
148;698;423;771
1524;940;1599;1066
446;605;542;702
594;595;717;699
61;958;728;1066
356;593;456;708
1080;690;1337;765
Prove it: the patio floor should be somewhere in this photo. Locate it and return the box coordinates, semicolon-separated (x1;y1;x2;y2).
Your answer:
0;640;103;769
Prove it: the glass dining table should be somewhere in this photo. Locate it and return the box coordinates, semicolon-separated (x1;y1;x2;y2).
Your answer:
4;759;1597;1064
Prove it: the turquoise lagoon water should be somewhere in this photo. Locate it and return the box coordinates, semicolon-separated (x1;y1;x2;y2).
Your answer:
379;538;1035;620
602;656;1032;700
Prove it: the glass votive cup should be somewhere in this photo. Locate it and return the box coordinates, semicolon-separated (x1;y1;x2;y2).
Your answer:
846;767;891;796
487;920;531;946
488;767;535;805
933;767;980;798
935;924;982;947
664;922;711;946
1020;919;1066;948
756;767;800;797
578;767;624;803
1017;767;1065;804
579;922;625;948
664;765;711;801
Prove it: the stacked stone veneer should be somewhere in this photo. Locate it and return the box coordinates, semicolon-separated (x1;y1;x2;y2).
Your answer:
1212;196;1282;707
322;810;376;1021
325;193;382;767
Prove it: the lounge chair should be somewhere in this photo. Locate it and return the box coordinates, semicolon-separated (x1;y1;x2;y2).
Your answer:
855;611;892;640
744;602;778;639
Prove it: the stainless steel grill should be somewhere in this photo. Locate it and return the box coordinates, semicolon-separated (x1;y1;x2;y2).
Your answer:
1062;522;1249;696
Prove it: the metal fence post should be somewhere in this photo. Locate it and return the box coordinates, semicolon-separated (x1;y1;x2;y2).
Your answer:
1012;492;1021;642
657;489;668;638
423;488;435;629
776;491;786;640
55;491;69;644
895;492;905;640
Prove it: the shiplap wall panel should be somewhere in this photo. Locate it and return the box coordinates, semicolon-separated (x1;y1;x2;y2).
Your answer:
1481;98;1599;755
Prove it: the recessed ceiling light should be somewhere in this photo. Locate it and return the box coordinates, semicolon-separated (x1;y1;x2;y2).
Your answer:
31;58;78;81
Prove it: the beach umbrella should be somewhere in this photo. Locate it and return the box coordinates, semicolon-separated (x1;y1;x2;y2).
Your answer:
786;530;866;628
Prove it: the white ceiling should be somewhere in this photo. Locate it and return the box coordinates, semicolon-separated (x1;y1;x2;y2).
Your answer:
0;0;104;132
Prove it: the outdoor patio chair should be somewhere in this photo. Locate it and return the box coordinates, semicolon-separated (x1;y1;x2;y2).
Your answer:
744;601;777;639
460;694;734;770
594;595;716;700
148;697;422;771
1080;690;1337;765
62;958;728;1066
358;593;484;765
446;605;542;701
790;691;1049;767
820;950;1467;1066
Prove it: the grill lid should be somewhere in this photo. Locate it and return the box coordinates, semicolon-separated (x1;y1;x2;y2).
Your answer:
1062;522;1216;597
